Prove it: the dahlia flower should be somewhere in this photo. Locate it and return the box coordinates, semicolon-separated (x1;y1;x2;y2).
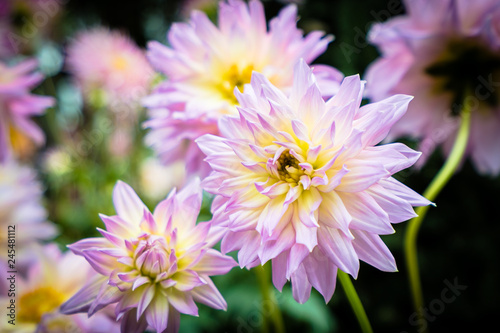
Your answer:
0;58;54;162
0;244;119;333
0;159;56;264
61;180;237;332
197;60;431;303
366;0;500;175
144;0;342;176
66;27;154;112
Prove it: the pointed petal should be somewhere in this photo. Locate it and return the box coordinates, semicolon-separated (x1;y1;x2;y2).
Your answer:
303;248;338;303
292;206;318;252
272;251;289;292
144;294;169;332
286;244;310;278
100;214;138;239
297;188;322;228
116;288;144;315
60;275;107;314
340;192;394;235
192;249;237;276
132;276;151;291
113;181;149;225
351;230;397;272
167;289;199;316
82;248;117;275
367;184;418;223
89;283;123;316
259;224;295;264
290;264;312;304
137;284;156;319
67;238;112;256
318;191;352;236
191;278;227;310
317;227;359;278
121;308;148;333
173;270;206;291
336;159;389;193
165;307;181;333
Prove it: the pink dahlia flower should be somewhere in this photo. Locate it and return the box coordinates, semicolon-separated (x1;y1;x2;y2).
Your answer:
0;58;54;162
144;0;343;177
0;159;56;265
366;0;500;175
197;60;431;303
0;244;119;333
61;180;237;333
66;27;154;112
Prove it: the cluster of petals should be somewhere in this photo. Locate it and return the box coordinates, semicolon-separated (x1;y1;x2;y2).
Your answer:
0;159;56;264
144;0;342;177
366;0;500;175
197;60;431;303
61;180;236;333
0;244;119;333
0;59;55;162
66;27;154;111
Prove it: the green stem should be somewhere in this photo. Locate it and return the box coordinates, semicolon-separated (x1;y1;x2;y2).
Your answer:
255;264;285;333
404;105;471;332
41;77;62;145
338;270;373;333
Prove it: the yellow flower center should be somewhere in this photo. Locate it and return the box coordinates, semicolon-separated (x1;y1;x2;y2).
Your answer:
18;287;66;323
218;64;254;104
111;55;129;71
276;150;303;183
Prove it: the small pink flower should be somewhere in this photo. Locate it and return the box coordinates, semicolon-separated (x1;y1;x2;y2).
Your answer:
366;0;500;175
61;180;236;333
66;27;154;112
144;0;343;177
0;59;54;162
197;60;431;303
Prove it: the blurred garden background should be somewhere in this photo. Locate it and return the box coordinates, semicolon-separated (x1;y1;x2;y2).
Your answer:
3;0;499;332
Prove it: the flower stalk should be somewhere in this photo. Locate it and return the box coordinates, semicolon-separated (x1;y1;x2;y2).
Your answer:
404;100;472;333
338;270;373;333
255;264;285;333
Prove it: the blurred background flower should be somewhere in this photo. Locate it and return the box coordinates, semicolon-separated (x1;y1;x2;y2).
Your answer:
366;0;500;175
144;0;342;177
0;160;56;269
65;27;154;114
0;244;119;333
0;58;55;162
